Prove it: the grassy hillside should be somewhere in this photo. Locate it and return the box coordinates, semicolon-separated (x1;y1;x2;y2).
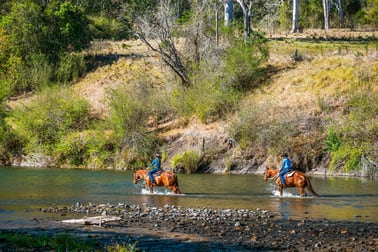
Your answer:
5;30;378;176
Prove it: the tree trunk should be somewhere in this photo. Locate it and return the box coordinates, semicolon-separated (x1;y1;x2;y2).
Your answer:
215;1;219;46
236;0;253;37
337;0;344;28
292;0;299;33
323;0;330;30
224;0;234;26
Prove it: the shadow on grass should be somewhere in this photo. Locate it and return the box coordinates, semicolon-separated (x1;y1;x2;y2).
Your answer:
0;227;261;252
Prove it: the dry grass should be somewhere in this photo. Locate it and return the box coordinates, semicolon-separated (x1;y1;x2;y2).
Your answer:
253;47;378;123
75;40;171;118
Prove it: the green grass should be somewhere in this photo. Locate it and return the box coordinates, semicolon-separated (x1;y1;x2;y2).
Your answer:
0;231;99;251
0;231;143;251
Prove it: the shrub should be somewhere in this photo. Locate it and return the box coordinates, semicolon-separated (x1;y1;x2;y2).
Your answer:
7;86;90;154
329;144;363;172
228;102;295;151
106;241;141;252
0;231;97;251
327;85;378;172
88;16;132;40
107;83;155;158
222;33;269;90
0;102;23;164
325;127;342;152
171;150;201;174
55;52;86;84
169;32;268;123
170;80;239;122
56;130;114;168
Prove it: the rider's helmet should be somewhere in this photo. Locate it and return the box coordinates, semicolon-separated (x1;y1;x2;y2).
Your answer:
281;152;288;157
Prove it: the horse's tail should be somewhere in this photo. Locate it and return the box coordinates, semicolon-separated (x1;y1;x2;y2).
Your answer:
305;176;320;197
173;174;182;194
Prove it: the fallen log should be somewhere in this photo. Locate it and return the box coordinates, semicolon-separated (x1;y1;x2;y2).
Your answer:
62;216;121;226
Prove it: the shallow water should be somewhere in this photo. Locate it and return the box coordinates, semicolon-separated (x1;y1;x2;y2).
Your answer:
0;166;377;224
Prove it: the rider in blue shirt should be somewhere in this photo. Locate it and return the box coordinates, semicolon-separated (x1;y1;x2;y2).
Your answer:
279;152;292;187
148;153;161;185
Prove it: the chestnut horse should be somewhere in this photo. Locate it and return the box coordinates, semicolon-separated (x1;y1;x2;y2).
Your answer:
264;167;319;197
133;169;182;194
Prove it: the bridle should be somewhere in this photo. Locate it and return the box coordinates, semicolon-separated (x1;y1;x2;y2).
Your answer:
133;173;143;183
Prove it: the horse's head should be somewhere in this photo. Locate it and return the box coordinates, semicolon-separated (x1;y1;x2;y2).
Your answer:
263;167;275;181
133;170;145;184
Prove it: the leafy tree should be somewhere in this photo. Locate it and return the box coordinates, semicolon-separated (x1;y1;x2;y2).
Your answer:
364;0;378;27
0;1;44;60
45;2;91;59
0;1;91;95
235;0;253;37
278;1;291;30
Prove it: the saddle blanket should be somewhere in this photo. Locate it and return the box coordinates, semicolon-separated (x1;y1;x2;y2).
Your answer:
286;170;296;177
153;169;164;177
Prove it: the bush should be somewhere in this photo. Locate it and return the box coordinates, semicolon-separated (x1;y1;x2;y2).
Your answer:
107;83;155;158
325;127;342;152
228;102;295;151
222;33;269;90
55;52;86;84
170;80;239;122
89;16;132;40
327;85;378;172
0;102;23;164
56;130;114;168
170;32;268;123
7;86;90;154
171;150;201;174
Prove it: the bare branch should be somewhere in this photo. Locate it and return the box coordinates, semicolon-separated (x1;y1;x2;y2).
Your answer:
134;1;190;86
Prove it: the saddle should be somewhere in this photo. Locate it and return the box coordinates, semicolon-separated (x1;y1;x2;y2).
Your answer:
153;169;164;177
285;170;296;178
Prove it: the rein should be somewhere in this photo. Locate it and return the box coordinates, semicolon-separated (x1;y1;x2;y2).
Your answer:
269;174;279;181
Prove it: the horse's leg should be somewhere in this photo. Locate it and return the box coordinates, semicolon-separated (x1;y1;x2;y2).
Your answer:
278;184;283;197
146;177;154;193
275;180;283;197
299;187;306;197
165;185;181;194
167;186;176;193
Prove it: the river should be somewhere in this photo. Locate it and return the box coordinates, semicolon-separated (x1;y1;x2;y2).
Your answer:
0;166;377;225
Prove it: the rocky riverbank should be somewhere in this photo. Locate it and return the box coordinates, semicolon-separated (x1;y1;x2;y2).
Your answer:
30;203;378;251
